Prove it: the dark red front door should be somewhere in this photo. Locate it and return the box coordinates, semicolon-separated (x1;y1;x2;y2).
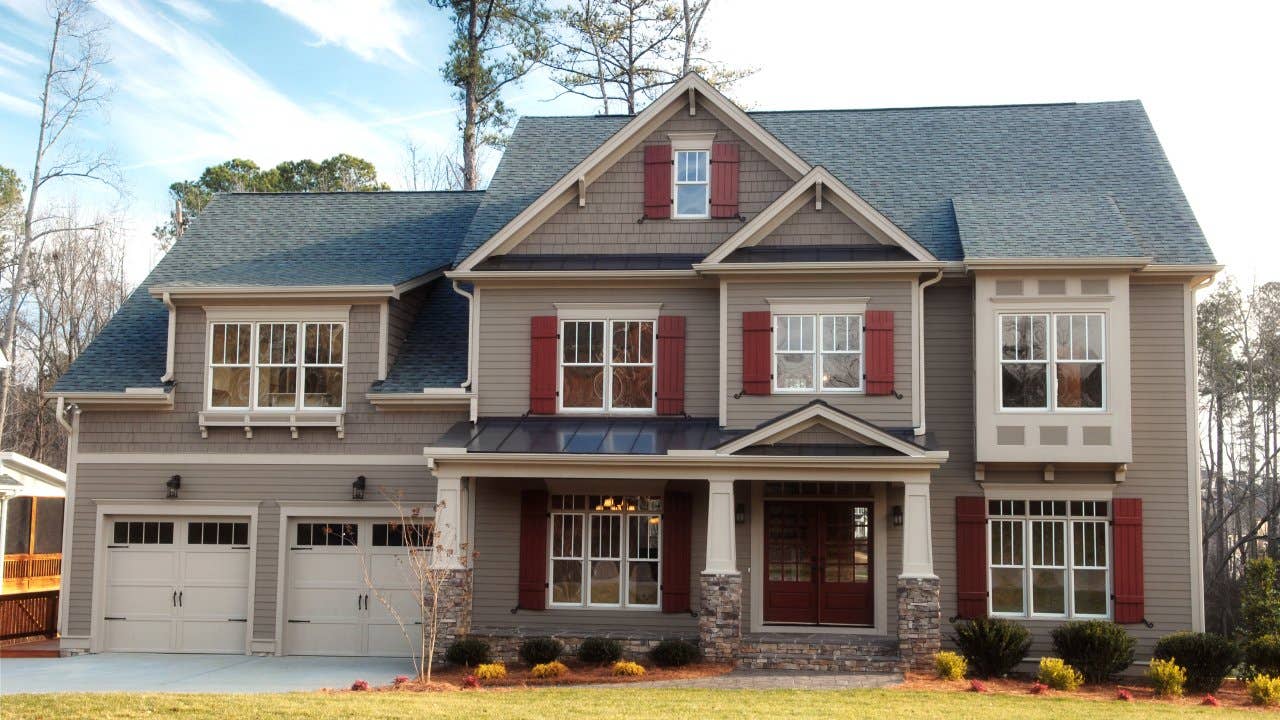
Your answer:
763;501;873;626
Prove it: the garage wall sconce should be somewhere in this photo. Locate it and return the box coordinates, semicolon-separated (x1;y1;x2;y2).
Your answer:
166;474;181;499
352;475;366;500
735;502;746;524
891;505;904;527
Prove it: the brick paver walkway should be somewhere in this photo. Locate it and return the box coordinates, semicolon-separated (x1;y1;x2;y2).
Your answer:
593;669;903;690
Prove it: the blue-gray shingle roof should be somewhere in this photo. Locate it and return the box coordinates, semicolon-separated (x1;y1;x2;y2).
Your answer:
953;192;1143;259
54;191;482;393
374;278;470;391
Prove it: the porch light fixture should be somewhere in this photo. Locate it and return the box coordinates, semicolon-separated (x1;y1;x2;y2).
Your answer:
352;475;366;500
165;474;181;499
891;505;904;527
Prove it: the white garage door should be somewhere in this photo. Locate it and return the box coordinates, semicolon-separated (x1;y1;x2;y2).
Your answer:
103;517;252;653
285;518;429;657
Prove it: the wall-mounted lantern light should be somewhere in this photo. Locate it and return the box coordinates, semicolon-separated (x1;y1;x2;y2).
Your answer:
891;505;904;527
166;474;181;499
352;475;366;500
735;502;747;525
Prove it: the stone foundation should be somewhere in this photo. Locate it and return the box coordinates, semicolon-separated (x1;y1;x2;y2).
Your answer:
698;573;742;663
468;627;693;663
896;575;941;670
428;568;473;661
738;633;902;672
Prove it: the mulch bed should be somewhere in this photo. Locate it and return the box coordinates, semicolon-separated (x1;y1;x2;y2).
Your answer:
339;660;734;693
898;672;1276;711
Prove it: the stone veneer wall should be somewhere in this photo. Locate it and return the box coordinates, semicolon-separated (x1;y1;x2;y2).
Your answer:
429;569;473;662
737;634;902;672
896;576;942;670
698;573;743;662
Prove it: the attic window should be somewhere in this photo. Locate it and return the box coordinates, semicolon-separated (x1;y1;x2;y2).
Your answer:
670;132;715;219
207;320;346;413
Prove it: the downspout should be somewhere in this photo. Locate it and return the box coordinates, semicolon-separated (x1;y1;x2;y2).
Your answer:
914;270;945;437
55;395;74;433
160;292;176;383
450;281;478;423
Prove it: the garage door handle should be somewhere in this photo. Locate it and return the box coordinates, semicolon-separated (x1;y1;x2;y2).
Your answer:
104;616;126;621
228;618;247;622
287;619;310;624
179;591;183;607
172;591;177;607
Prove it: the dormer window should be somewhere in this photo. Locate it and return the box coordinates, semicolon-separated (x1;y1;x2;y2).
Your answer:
207;319;346;412
674;150;710;218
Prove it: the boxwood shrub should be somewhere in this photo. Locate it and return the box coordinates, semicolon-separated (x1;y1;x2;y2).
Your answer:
950;617;1031;678
577;637;624;664
444;636;492;666
1050;620;1135;683
518;636;565;666
651;639;702;667
1153;631;1240;692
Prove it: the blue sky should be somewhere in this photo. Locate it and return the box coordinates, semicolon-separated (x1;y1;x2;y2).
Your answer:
0;0;1276;286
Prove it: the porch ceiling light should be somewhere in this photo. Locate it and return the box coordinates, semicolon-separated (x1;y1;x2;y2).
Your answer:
165;474;181;498
352;475;366;500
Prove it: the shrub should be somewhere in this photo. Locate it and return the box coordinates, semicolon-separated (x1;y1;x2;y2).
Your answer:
530;660;569;679
1036;657;1083;691
445;637;492;667
1241;557;1280;642
950;617;1031;678
350;679;369;691
612;660;646;676
651;639;703;667
1029;681;1048;695
933;650;967;680
461;674;480;689
1117;688;1133;701
1050;620;1135;683
1148;658;1187;697
519;637;565;666
1247;674;1280;706
1202;694;1221;707
1152;631;1240;692
969;679;988;692
392;675;409;686
1246;634;1280;677
474;662;507;681
578;637;624;664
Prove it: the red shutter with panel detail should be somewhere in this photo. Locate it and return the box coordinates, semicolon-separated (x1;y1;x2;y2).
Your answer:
518;489;549;610
864;309;895;396
955;496;989;619
656;316;686;415
644;144;672;219
529;316;558;414
710;142;740;218
742;311;772;396
1112;498;1145;624
662;490;693;613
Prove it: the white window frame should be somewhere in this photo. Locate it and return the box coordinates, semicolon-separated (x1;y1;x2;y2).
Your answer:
771;313;865;394
547;495;662;610
998;312;1106;412
986;498;1112;620
205;320;348;414
672;149;710;219
557;318;656;415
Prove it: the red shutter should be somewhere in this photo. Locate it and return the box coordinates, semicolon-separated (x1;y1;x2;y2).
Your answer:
710;142;740;218
955;496;989;619
529;316;558;414
864;310;895;396
1112;498;1145;624
662;490;693;613
742;311;772;396
656;316;686;415
518;489;549;610
643;144;672;219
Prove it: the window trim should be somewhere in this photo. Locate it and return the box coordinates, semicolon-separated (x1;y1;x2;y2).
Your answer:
205;320;348;414
546;495;663;610
556;318;657;415
997;311;1107;412
672;148;711;219
771;312;865;394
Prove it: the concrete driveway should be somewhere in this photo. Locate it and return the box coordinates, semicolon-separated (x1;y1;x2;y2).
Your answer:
0;653;417;694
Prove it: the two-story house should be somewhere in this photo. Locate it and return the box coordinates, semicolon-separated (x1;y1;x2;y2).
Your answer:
50;75;1217;670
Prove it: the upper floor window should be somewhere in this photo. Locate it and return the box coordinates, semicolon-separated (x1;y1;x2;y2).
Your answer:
774;314;863;393
988;499;1110;619
560;319;655;413
673;150;710;218
999;313;1104;410
208;321;346;412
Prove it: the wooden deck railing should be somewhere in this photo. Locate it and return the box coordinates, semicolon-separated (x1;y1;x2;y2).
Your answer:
2;554;61;594
0;590;58;642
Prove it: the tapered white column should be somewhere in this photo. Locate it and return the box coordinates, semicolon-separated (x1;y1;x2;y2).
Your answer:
703;477;738;574
432;469;464;569
900;478;936;578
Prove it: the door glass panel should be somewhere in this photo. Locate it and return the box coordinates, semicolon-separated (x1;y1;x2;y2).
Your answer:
765;503;811;582
822;504;871;584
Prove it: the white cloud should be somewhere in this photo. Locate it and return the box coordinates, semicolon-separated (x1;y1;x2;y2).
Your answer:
0;88;39;116
0;39;39;66
258;0;416;65
159;0;214;24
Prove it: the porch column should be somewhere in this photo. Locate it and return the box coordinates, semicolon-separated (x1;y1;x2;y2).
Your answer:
699;476;741;663
432;470;465;569
897;478;941;671
429;468;472;658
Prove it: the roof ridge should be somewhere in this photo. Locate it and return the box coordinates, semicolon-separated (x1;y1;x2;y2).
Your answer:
215;190;485;196
518;99;1143;121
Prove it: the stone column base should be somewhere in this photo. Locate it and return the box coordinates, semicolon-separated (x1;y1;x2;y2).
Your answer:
699;573;742;663
896;575;942;671
428;567;473;662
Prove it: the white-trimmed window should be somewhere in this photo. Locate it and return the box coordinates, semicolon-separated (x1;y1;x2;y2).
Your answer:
207;321;346;412
999;313;1104;410
988;499;1110;619
773;314;864;393
559;319;655;412
549;494;662;609
674;149;710;218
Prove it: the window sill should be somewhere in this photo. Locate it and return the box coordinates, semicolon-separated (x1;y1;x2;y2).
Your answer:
198;410;345;439
547;603;662;612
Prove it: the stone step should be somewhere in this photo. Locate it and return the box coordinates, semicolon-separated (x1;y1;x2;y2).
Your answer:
737;633;904;673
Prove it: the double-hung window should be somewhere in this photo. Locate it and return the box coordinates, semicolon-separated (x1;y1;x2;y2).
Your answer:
774;314;863;392
999;313;1104;410
673;149;710;218
560;319;655;412
549;495;662;609
207;321;346;412
988;499;1110;618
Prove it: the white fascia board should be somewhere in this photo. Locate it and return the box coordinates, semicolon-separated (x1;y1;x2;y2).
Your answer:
366;392;474;408
447;269;700;282
692;261;949;276
964;257;1152;272
46;390;174;408
715;403;928;457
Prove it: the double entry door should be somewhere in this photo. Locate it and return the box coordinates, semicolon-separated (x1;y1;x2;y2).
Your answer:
763;501;873;626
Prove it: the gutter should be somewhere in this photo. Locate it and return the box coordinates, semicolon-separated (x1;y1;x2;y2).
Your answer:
914;270;945;437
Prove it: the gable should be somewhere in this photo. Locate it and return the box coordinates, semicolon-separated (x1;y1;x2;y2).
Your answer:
715;400;936;458
756;196;878;248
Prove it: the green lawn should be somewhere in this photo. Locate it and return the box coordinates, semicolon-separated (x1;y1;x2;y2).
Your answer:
0;688;1258;720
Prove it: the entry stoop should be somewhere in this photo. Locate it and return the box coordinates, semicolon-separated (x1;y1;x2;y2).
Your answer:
737;632;903;672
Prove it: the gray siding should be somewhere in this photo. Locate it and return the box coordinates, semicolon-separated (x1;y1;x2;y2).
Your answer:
476;285;720;417
67;463;436;641
725;279;915;429
757;202;877;247
514;113;793;257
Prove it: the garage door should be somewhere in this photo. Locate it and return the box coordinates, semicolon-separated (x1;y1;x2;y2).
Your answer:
103;517;252;653
285;518;430;657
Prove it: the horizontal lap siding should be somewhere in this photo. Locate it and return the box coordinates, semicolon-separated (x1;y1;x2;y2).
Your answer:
477;286;719;417
66;463;436;641
515;114;793;257
725;279;914;429
756;202;878;247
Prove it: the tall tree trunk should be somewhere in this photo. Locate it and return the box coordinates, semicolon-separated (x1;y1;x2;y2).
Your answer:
462;0;480;190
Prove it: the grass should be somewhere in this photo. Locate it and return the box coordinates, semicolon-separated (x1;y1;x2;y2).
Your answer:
0;688;1258;719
